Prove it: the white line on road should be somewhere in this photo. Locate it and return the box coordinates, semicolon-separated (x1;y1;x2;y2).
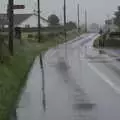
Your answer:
88;63;120;95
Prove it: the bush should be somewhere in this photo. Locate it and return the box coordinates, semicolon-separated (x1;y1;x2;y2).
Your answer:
35;33;42;38
0;34;8;41
47;33;56;38
93;36;102;47
93;36;120;48
59;32;64;35
104;40;120;47
27;34;47;43
28;34;33;38
109;32;120;38
35;34;46;41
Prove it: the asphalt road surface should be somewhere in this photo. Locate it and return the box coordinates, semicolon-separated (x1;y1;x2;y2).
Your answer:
17;33;120;120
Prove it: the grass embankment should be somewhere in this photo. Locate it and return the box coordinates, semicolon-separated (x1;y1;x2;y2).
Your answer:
0;31;79;120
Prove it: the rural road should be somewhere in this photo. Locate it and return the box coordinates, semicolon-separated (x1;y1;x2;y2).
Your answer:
17;33;120;120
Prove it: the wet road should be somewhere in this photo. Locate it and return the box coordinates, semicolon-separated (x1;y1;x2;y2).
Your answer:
17;33;120;120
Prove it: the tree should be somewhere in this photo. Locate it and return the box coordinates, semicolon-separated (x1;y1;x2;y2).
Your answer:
65;21;77;30
105;19;112;25
114;6;120;28
48;14;60;26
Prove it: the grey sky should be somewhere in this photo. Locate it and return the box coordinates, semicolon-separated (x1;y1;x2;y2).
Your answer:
1;0;120;25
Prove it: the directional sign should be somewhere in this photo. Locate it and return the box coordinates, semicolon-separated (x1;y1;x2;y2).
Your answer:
13;5;25;9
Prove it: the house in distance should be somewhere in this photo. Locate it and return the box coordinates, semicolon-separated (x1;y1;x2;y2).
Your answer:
0;13;49;28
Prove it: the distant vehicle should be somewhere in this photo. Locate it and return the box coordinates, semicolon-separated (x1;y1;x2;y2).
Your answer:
88;23;100;33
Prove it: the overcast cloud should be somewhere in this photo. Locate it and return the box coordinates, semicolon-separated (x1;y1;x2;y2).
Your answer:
0;0;120;25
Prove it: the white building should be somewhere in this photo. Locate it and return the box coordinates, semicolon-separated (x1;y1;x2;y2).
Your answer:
88;23;100;33
18;14;48;28
104;19;118;32
0;13;49;28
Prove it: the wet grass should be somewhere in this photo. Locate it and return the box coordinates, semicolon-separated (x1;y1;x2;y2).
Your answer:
0;43;48;120
0;31;79;120
93;36;103;48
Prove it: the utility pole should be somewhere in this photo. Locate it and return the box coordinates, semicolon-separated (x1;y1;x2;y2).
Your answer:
64;0;67;42
77;4;80;32
85;9;87;32
64;0;67;60
106;14;110;32
8;0;14;55
38;0;41;43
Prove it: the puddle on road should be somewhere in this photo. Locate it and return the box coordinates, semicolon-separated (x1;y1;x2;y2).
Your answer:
73;103;95;111
56;57;70;70
72;85;97;120
55;57;71;84
53;55;98;120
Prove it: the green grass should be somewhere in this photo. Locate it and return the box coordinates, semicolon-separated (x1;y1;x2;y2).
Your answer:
93;36;102;48
0;31;79;120
0;43;48;120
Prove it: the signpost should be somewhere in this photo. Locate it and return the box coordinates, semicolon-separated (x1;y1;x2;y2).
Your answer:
8;2;25;55
13;5;25;9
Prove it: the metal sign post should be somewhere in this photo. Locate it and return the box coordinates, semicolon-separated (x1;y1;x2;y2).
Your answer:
40;53;46;111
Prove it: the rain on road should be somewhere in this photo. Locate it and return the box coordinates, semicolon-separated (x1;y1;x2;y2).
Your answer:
17;33;120;120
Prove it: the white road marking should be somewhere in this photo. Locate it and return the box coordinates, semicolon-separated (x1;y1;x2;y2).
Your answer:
88;63;120;94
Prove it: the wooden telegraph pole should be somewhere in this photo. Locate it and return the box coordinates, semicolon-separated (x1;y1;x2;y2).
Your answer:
77;4;80;32
8;0;14;55
64;0;68;60
85;9;87;32
64;0;67;42
38;0;41;43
